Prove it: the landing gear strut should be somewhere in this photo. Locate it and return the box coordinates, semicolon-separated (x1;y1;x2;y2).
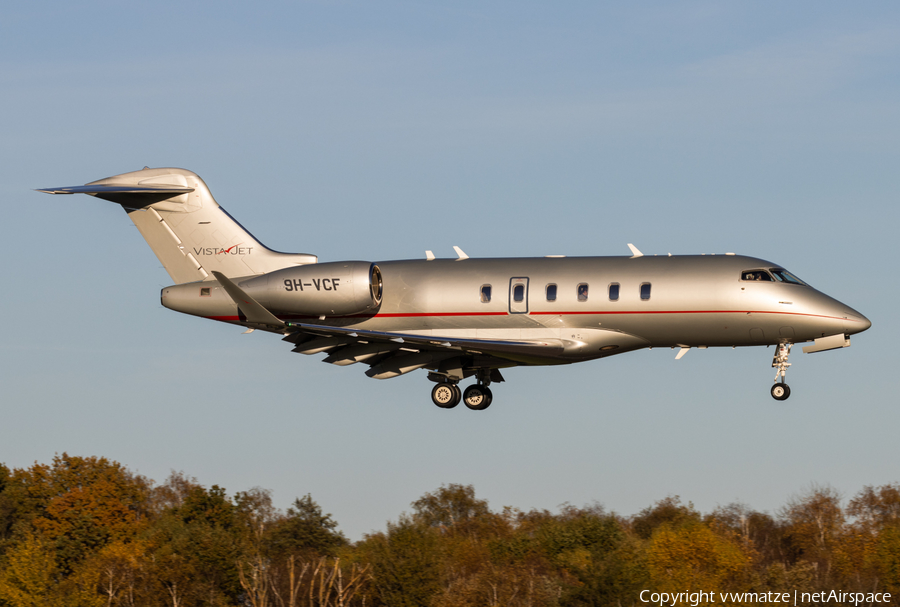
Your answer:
771;343;792;401
463;369;494;410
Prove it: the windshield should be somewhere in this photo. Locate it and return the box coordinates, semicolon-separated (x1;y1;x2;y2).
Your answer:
741;270;773;282
770;268;807;286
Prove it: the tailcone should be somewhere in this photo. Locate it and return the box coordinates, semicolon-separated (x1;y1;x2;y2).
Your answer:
161;281;239;320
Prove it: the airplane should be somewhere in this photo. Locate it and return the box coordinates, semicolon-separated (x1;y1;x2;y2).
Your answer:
38;167;872;410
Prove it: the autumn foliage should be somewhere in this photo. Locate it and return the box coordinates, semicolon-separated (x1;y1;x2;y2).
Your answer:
0;455;898;606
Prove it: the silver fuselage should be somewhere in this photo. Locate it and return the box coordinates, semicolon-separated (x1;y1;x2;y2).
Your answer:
168;253;869;365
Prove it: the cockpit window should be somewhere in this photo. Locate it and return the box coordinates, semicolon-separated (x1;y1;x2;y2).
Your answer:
770;268;807;286
741;270;773;282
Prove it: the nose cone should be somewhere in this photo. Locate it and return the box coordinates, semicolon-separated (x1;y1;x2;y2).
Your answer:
843;309;872;335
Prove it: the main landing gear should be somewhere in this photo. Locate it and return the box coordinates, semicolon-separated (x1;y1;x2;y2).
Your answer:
771;343;792;401
463;384;492;411
430;369;495;411
430;382;494;410
431;383;462;409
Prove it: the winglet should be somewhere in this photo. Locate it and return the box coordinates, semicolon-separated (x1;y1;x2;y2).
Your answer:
627;243;643;258
211;271;286;329
453;246;469;260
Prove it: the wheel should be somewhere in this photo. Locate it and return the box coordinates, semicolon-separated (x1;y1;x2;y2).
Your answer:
771;383;791;401
432;383;460;408
463;385;493;410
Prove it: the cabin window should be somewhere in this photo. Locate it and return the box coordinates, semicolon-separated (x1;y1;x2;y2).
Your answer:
577;283;589;302
200;287;211;297
513;284;525;302
770;268;806;286
640;283;651;300
742;270;773;282
480;285;492;303
608;283;619;301
546;284;557;301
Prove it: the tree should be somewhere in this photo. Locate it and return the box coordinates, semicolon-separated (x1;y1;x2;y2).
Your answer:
0;531;63;607
235;488;278;607
779;485;844;581
848;484;900;533
4;454;151;573
71;539;151;607
631;496;701;540
646;522;753;601
266;495;346;558
357;516;442;607
411;484;490;532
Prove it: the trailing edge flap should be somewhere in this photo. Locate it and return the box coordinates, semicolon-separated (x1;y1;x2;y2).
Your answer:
283;322;565;359
36;184;194;207
211;271;286;329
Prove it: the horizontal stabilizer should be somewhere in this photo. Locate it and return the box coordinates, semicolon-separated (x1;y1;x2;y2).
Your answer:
36;185;194;195
36;183;195;207
38;167;318;284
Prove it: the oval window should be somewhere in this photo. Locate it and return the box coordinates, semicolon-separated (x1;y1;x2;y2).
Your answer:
481;285;492;303
546;284;557;301
513;284;525;302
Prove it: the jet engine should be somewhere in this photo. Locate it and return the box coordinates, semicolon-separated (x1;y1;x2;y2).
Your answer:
247;261;382;316
161;261;383;320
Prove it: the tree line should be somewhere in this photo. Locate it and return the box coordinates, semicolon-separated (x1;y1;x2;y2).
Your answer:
0;454;898;606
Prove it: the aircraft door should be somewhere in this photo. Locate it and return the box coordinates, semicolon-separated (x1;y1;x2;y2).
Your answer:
509;277;529;314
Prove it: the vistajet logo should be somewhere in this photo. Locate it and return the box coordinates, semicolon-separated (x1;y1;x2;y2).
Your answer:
192;245;254;256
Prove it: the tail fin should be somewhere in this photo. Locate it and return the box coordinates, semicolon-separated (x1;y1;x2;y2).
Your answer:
38;167;317;283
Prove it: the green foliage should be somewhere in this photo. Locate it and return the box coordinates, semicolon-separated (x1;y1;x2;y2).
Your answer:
631;495;701;539
265;493;347;558
411;484;490;531
357;516;442;607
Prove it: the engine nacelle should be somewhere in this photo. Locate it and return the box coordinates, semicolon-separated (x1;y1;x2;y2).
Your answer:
161;261;382;321
245;261;383;317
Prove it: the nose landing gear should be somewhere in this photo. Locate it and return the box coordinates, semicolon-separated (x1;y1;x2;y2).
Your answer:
771;343;792;401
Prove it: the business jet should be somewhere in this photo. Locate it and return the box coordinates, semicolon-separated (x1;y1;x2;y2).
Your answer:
38;167;871;410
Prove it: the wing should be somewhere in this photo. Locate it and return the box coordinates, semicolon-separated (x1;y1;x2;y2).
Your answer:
282;322;566;380
209;271;641;381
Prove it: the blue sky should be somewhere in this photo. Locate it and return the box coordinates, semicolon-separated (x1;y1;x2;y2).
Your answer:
2;1;899;539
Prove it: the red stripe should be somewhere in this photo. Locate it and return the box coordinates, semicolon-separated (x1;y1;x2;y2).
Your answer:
373;312;509;318
530;310;849;321
207;310;852;322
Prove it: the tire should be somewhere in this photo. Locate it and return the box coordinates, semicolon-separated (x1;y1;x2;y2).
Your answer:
464;385;493;410
771;383;791;401
432;383;460;408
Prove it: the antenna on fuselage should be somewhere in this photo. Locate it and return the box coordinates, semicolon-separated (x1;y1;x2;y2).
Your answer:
627;243;643;258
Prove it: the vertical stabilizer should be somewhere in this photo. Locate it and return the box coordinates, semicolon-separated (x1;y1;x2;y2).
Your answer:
39;167;317;283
